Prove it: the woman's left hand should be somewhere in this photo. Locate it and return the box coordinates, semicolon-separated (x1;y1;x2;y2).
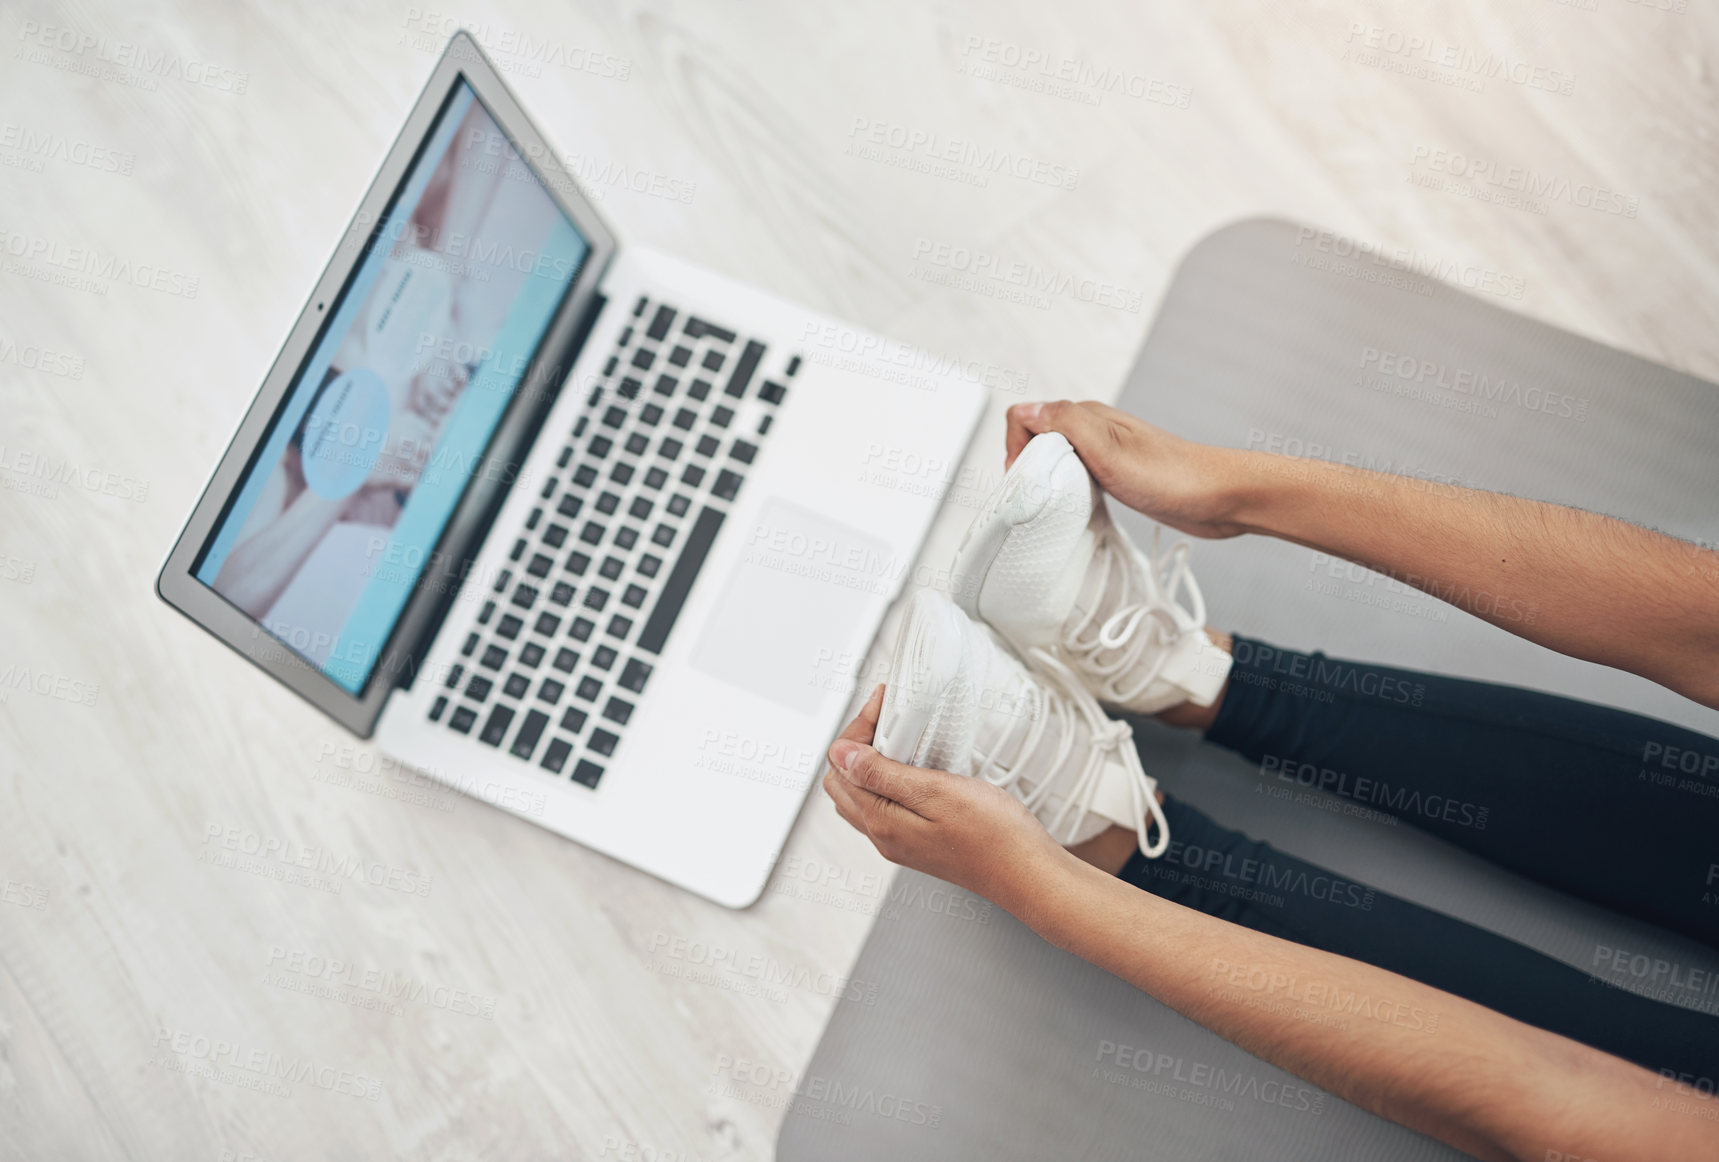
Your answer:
823;686;1073;918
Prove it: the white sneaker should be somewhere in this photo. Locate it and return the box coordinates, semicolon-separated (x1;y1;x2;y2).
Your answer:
952;432;1231;716
874;589;1169;855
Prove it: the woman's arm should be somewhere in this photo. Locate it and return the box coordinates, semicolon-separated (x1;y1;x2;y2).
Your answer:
1006;401;1719;709
212;485;348;618
824;688;1719;1162
1034;855;1711;1162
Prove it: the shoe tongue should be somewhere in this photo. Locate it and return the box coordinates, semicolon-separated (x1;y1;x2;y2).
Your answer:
975;656;1140;845
967;636;1096;785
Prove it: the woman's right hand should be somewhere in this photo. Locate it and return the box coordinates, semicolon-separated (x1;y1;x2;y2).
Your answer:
408;360;470;425
1005;400;1257;539
822;686;1074;920
362;407;436;494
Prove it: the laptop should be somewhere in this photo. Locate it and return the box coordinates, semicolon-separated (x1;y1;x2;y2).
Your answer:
156;31;985;907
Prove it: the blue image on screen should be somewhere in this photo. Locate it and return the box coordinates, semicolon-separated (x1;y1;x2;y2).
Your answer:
197;81;590;694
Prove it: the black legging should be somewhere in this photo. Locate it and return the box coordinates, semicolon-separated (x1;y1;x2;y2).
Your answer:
1118;637;1719;1081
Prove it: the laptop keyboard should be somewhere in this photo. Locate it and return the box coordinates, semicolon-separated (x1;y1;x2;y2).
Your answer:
425;295;799;788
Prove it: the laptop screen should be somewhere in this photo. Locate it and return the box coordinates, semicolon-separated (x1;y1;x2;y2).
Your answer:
193;79;589;694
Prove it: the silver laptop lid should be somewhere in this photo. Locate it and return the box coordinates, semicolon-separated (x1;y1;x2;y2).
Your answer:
158;32;616;736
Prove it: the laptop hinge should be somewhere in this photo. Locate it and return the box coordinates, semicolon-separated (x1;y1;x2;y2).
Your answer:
391;289;608;692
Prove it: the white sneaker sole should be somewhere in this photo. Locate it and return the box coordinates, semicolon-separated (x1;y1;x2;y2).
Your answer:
874;590;969;766
950;431;1092;647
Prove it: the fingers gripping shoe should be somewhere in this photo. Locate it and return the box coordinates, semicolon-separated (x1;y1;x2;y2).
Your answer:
952;432;1232;716
873;589;1169;856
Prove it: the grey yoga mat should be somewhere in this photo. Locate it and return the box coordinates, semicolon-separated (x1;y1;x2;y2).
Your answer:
776;219;1719;1161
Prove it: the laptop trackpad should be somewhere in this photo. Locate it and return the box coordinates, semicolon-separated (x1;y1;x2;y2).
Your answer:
689;497;893;716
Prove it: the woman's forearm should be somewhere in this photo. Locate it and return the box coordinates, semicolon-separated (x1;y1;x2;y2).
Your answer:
213;489;347;618
1224;450;1719;708
1013;855;1718;1162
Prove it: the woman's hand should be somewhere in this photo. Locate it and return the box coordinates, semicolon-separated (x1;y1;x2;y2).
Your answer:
1004;400;1257;539
822;686;1074;919
361;408;437;494
408;360;470;425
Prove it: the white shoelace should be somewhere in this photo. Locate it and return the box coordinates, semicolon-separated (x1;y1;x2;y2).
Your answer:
1063;525;1209;706
969;648;1170;858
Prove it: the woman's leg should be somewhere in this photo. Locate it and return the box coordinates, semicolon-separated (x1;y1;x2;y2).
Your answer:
1188;635;1719;949
1116;798;1719;1082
